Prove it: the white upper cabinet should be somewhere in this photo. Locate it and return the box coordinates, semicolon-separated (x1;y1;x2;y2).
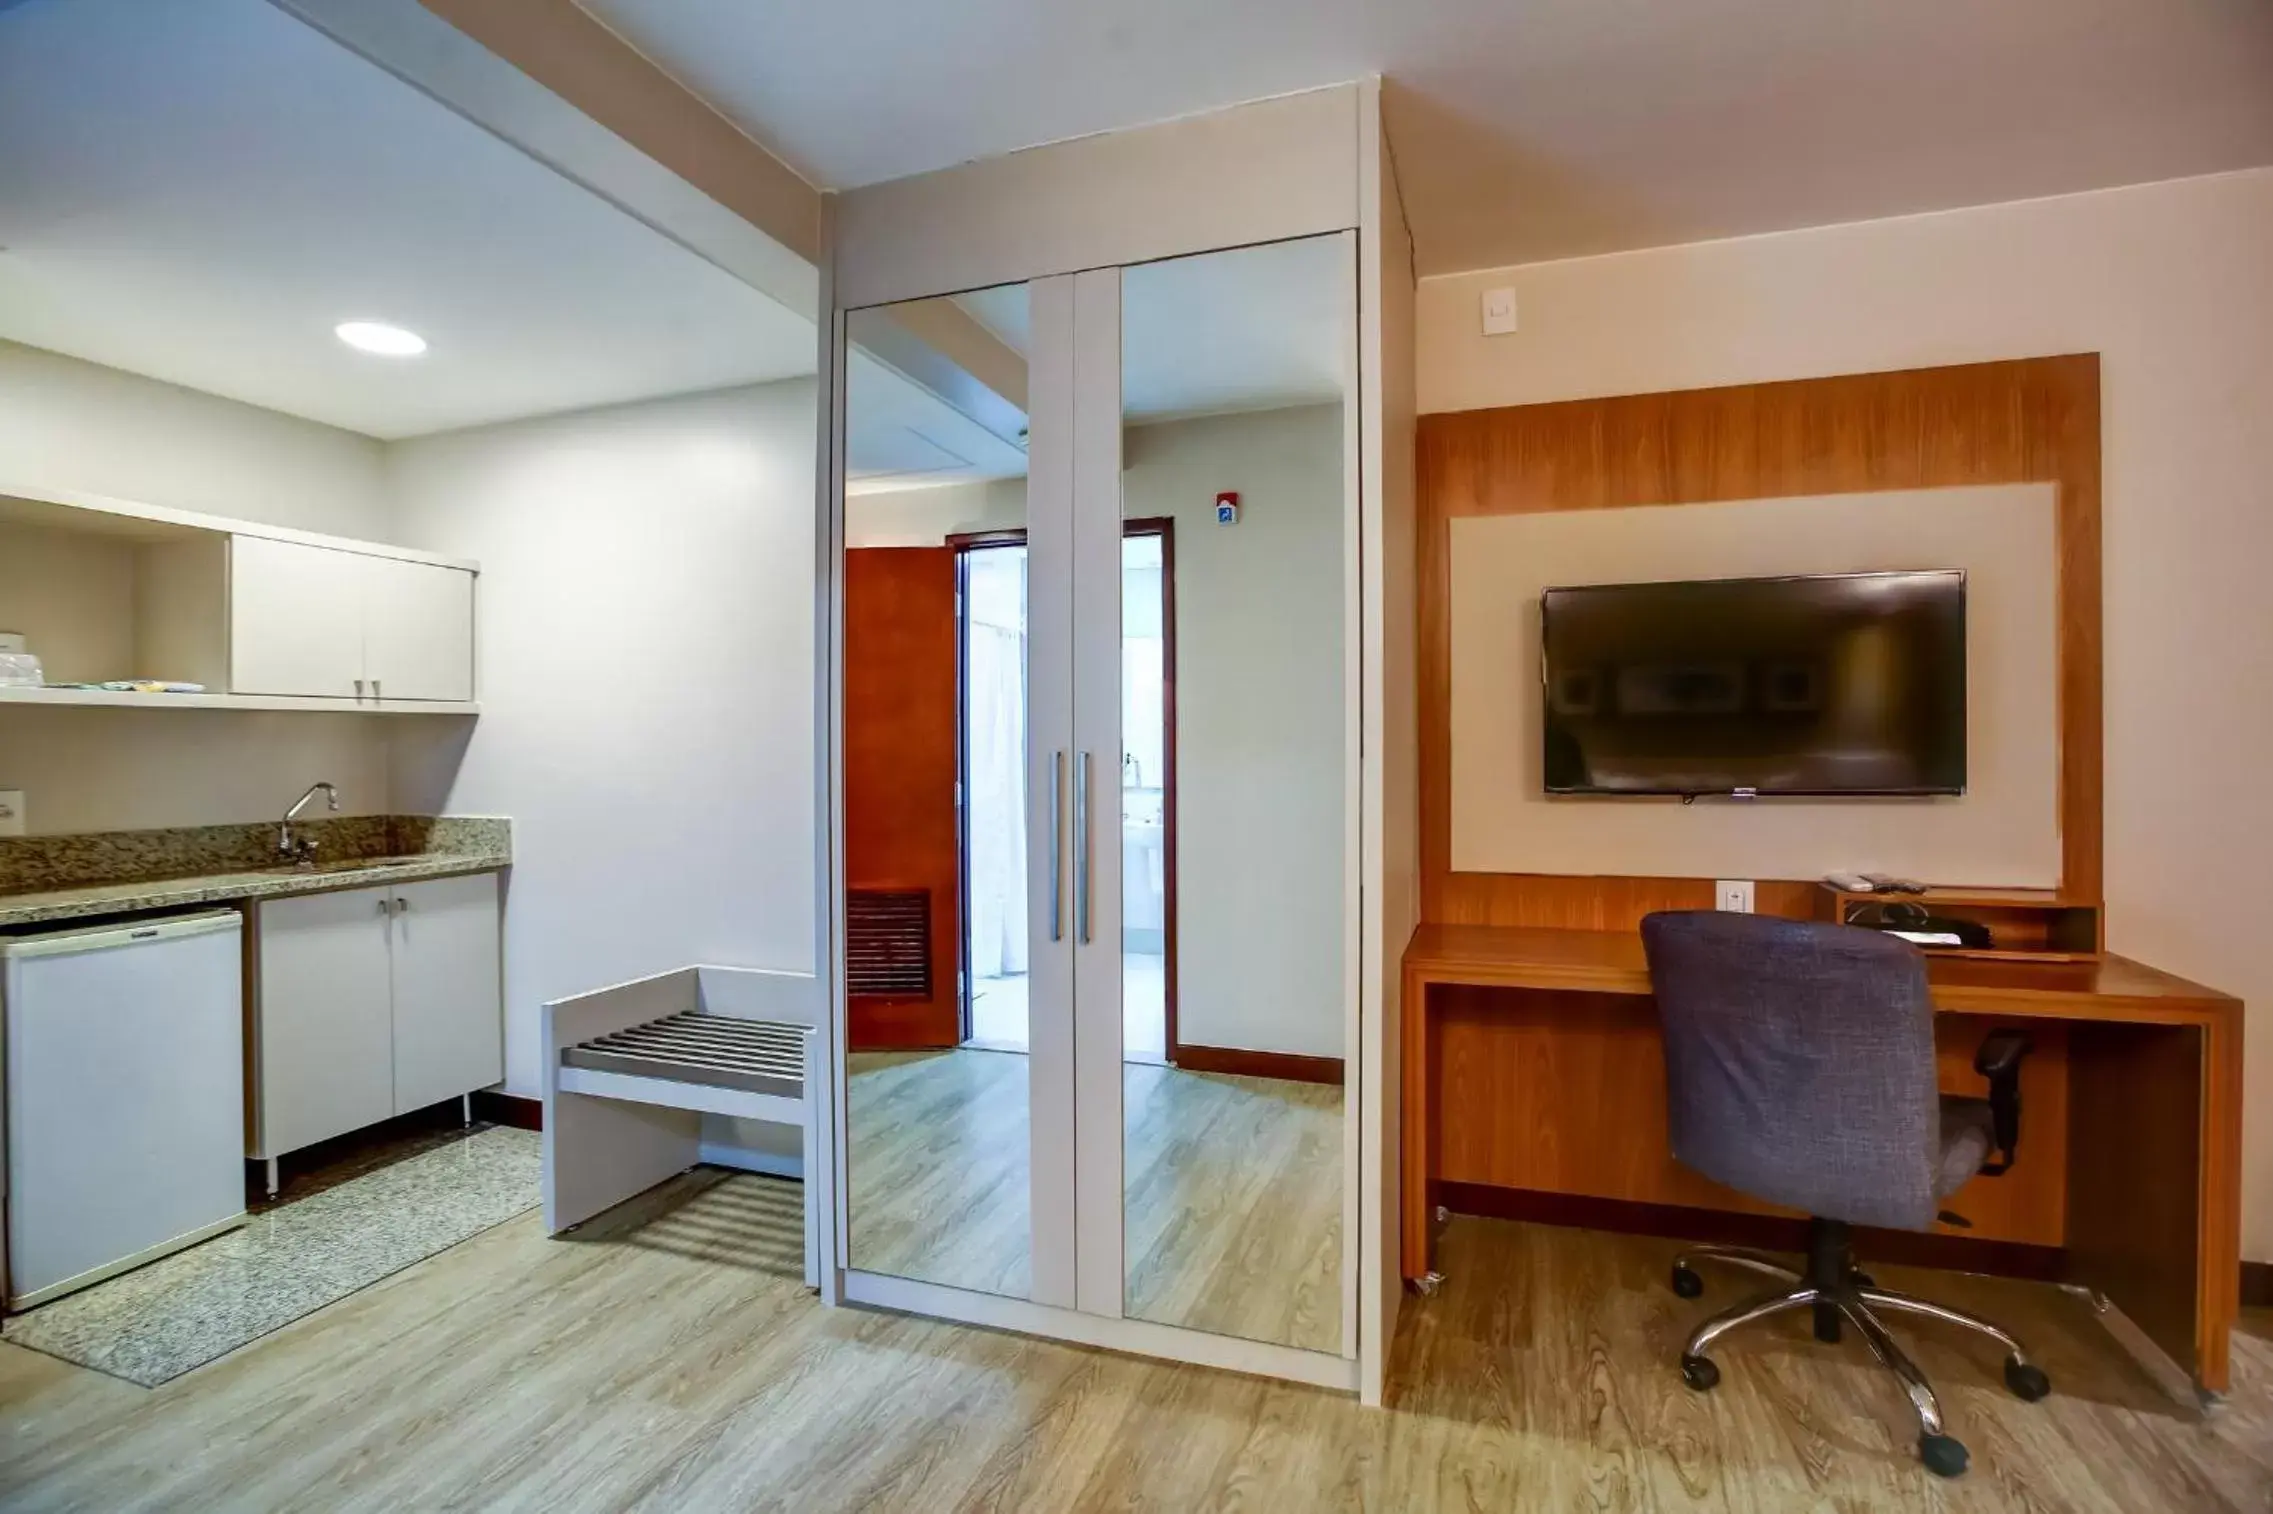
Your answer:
362;555;475;702
0;482;476;713
229;536;368;698
230;535;476;702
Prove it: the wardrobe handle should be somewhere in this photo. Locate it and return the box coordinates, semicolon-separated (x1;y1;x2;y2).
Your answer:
1049;750;1065;942
1075;750;1092;945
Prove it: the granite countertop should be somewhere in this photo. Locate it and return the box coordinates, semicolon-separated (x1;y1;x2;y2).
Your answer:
0;816;510;929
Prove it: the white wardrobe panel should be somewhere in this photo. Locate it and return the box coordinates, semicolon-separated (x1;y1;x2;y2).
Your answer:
1024;273;1080;1312
1069;266;1126;1319
833;86;1360;309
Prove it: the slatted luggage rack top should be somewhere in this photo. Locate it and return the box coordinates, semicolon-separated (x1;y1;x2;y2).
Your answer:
561;1012;807;1100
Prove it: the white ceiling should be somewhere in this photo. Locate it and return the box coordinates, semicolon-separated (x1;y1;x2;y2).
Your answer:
580;0;2273;274
0;0;815;440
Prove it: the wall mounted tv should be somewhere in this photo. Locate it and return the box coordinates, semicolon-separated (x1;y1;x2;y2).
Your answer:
1540;570;1966;797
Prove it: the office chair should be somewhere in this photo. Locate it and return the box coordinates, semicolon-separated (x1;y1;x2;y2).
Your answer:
1638;910;2049;1480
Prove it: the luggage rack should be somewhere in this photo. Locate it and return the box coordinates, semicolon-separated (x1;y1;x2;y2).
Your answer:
561;1010;807;1109
543;966;825;1289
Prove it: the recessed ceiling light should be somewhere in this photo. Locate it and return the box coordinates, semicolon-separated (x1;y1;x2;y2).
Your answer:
335;320;427;357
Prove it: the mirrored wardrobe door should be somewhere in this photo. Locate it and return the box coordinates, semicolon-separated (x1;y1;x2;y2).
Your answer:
1112;234;1357;1352
840;279;1072;1302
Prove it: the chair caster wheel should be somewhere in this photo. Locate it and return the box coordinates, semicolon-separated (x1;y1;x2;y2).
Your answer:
1679;1354;1719;1392
1918;1433;1969;1478
1850;1269;1875;1289
1408;1271;1445;1298
1670;1264;1703;1299
2003;1357;2051;1402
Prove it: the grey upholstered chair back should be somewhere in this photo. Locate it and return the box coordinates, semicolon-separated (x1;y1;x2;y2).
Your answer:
1639;911;1942;1231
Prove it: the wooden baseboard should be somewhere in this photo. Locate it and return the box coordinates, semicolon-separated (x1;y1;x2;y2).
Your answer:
2243;1260;2273;1308
1437;1182;2067;1283
471;1089;543;1131
1172;1044;1344;1085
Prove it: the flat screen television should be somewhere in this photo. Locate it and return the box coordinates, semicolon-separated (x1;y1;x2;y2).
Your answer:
1540;569;1966;797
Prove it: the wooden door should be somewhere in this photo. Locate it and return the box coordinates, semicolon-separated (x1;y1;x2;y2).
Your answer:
388;872;503;1113
843;546;962;1049
362;556;476;702
255;884;396;1156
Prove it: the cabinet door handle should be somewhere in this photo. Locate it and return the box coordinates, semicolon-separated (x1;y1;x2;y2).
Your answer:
355;677;365;700
1048;750;1065;943
1074;750;1092;945
372;678;382;700
377;896;391;916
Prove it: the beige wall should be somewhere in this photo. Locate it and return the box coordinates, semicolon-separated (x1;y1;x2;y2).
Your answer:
843;477;1026;547
387;380;817;1100
1449;486;2060;885
0;342;396;836
0;521;139;687
1417;166;2273;1259
0;340;389;538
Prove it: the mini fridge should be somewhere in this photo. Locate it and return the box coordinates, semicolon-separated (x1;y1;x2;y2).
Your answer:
2;910;248;1310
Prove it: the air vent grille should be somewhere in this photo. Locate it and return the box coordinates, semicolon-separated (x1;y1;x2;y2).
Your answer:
847;888;931;999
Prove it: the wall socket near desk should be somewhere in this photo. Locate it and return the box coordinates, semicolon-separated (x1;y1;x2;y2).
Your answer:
1714;879;1755;913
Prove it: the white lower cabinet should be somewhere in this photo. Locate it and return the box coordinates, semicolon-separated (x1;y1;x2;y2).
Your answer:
255;886;396;1158
386;872;504;1114
253;873;503;1162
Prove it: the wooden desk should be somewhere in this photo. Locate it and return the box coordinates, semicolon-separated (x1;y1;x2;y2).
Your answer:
1401;921;2245;1394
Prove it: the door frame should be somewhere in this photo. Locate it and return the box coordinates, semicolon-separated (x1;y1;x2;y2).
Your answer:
948;519;1179;1061
946;528;1031;1052
1120;517;1178;1064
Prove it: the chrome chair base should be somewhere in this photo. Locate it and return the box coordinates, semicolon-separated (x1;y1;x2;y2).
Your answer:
1670;1238;2052;1480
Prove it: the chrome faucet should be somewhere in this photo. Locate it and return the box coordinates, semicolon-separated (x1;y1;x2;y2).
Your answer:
278;782;340;868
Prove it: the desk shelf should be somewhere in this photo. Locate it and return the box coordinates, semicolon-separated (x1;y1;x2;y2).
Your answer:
1817;885;2102;963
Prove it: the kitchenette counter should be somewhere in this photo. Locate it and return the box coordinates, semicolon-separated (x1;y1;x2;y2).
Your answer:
0;816;510;928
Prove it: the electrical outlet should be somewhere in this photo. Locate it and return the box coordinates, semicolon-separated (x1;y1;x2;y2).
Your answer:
1715;879;1754;913
0;790;23;838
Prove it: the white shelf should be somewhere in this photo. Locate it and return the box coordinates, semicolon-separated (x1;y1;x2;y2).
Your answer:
0;478;479;572
0;686;477;716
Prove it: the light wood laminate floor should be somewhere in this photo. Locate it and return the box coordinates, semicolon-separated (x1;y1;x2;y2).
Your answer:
3;1172;2265;1511
848;1049;1344;1352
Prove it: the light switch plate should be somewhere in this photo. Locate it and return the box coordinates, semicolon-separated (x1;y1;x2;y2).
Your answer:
0;790;23;838
1715;879;1754;913
1481;286;1518;336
